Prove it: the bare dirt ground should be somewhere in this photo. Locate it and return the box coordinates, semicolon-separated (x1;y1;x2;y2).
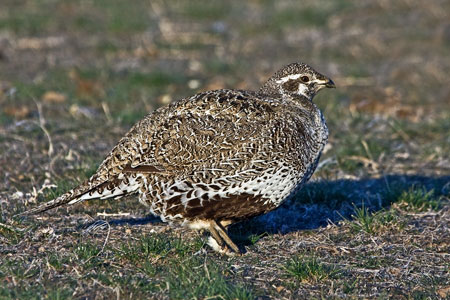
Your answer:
0;0;449;299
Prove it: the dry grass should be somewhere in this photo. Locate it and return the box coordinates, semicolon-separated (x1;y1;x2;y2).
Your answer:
0;0;449;299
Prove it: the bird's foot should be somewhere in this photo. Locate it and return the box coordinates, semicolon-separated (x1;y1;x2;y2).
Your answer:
207;236;242;256
208;220;243;256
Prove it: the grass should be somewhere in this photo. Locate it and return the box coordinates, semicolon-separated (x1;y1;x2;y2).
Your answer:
0;0;151;35
1;0;449;299
75;242;100;261
1;260;40;282
13;67;186;102
47;253;68;271
350;204;404;235
179;0;231;20
396;187;441;212
285;256;340;283
165;258;254;300
269;2;352;28
348;184;442;234
112;235;253;299
0;223;25;245
353;251;392;269
119;234;192;261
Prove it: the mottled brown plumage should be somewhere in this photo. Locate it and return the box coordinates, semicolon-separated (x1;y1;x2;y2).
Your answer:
23;62;335;254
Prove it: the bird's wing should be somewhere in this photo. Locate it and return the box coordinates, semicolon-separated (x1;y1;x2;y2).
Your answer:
114;89;281;178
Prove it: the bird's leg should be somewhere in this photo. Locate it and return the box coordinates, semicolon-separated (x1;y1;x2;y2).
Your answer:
216;222;241;254
209;220;241;255
208;223;226;249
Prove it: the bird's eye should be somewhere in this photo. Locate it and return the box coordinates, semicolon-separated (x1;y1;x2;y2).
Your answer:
300;76;310;83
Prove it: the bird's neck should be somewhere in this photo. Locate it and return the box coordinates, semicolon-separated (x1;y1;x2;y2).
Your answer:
288;95;328;141
288;94;318;114
258;79;280;97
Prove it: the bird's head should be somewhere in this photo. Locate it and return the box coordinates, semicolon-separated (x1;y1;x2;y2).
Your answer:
259;62;335;100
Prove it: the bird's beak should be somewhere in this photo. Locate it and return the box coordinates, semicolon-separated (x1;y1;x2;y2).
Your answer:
325;78;336;88
315;77;336;91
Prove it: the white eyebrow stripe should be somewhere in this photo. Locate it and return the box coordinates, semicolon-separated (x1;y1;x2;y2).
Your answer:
275;74;302;84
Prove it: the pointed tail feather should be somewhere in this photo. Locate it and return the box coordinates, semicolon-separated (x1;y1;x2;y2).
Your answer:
19;190;83;215
19;175;141;216
18;180;102;216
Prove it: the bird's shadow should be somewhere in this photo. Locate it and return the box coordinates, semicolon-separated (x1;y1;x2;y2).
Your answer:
81;174;449;245
229;174;449;245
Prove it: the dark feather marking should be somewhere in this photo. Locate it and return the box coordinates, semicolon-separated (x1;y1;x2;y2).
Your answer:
123;165;163;173
282;79;300;93
166;193;276;221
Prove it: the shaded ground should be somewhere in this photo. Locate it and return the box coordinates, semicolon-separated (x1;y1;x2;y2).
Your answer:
0;0;449;299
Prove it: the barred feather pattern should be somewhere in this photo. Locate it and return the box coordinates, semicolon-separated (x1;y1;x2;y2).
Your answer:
24;62;332;229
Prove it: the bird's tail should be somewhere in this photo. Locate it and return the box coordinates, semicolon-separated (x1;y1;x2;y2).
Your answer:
18;179;100;216
19;175;140;216
20;190;82;215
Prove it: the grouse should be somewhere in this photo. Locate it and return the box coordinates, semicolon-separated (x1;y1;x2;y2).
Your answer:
23;62;335;255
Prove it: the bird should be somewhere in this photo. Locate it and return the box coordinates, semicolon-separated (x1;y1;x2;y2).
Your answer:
22;62;335;255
